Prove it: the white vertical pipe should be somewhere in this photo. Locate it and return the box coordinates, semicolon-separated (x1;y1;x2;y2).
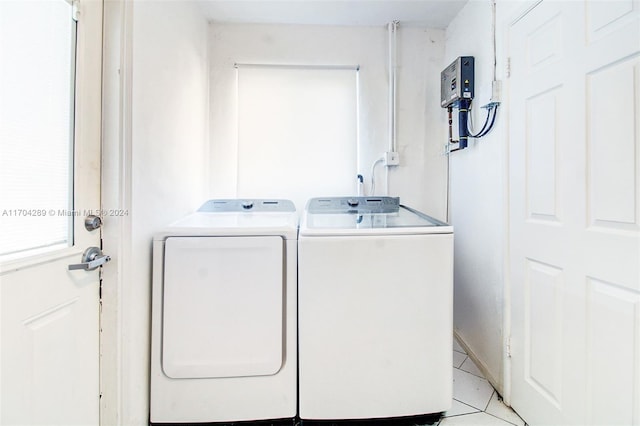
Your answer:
386;21;399;195
387;21;393;153
387;21;398;153
356;68;361;180
392;20;398;153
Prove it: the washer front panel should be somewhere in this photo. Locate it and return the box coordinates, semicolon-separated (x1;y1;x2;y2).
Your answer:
298;233;454;419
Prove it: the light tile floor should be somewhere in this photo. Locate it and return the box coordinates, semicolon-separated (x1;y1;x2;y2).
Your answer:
426;339;527;426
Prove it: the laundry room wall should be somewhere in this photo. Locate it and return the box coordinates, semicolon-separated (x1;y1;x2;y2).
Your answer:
444;0;507;393
102;1;210;423
208;23;448;219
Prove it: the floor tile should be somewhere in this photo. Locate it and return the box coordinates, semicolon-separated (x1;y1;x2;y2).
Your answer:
459;357;485;378
443;399;481;417
452;368;494;411
485;392;525;426
453;351;467;368
448;337;527;426
453;338;466;354
439;411;517;425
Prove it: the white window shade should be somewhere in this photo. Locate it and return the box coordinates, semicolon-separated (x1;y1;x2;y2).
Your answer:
0;0;75;257
236;65;358;211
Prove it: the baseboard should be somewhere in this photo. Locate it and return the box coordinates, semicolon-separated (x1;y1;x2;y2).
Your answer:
453;330;503;396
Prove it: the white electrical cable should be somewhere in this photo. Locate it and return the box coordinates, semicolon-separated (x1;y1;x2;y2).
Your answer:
369;157;384;196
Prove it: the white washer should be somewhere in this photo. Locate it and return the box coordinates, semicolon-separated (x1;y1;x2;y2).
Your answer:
298;196;454;422
150;199;298;424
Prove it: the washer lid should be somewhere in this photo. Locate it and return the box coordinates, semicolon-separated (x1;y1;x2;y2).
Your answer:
301;202;452;236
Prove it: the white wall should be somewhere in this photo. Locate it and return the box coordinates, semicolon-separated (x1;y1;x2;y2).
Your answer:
110;2;209;423
391;26;449;219
445;0;506;392
208;23;447;219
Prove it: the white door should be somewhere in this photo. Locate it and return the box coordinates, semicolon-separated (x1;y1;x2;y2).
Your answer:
0;1;103;424
509;1;640;424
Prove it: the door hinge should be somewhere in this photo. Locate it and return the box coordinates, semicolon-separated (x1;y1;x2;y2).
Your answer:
72;0;80;22
506;57;511;79
506;336;512;358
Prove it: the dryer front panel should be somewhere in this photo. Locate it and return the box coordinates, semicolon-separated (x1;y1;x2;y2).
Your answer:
162;236;284;379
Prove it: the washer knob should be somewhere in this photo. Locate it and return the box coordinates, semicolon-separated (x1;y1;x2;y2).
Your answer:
241;201;254;209
347;198;359;207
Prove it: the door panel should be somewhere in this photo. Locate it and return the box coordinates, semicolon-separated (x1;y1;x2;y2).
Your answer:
509;1;640;424
586;278;639;425
524;259;563;410
526;87;561;221
587;58;638;227
1;261;99;425
0;1;103;424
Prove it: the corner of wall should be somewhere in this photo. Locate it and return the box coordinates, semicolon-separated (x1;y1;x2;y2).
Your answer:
444;0;506;394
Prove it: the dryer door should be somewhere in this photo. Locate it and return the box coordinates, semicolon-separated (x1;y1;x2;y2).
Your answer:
162;236;284;379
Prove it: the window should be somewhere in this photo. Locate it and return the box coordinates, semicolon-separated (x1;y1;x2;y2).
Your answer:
236;65;358;210
0;0;76;257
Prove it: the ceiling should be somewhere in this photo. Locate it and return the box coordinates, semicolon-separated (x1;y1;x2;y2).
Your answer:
197;0;468;29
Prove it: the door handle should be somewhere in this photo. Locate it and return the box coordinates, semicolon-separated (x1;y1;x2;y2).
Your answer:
68;246;111;271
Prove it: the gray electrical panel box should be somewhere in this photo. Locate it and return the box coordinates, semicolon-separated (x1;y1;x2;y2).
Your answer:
441;56;474;108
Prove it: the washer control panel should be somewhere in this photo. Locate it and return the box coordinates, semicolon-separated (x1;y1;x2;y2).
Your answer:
307;197;400;214
198;199;296;213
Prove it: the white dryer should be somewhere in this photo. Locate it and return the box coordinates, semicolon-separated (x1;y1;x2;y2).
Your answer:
150;199;298;424
298;197;454;422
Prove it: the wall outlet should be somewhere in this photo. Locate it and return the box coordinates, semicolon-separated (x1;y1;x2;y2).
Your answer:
384;151;400;166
